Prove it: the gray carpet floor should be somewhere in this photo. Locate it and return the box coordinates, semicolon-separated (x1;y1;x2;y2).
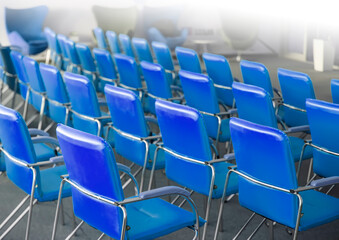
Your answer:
0;54;338;240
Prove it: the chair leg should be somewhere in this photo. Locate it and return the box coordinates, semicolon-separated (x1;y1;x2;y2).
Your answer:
247;218;266;240
65;220;84;240
233;212;256;240
202;194;213;240
267;220;274;240
60;198;65;225
38;97;46;130
0;195;30;230
52;179;65;240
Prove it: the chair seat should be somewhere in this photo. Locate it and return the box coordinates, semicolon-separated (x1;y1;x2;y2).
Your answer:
37;165;71;202
126;198;205;240
34;143;57;162
298;190;339;231
288;136;313;162
212;161;238;198
218;118;231;142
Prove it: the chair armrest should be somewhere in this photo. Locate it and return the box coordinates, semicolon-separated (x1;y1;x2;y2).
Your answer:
31;136;59;147
216;109;237;116
98;97;107;107
310;176;339;187
139;186;191;200
284;125;310;134
117;163;131;174
50;156;64;164
29;128;50;137
207;153;235;164
145;116;158;125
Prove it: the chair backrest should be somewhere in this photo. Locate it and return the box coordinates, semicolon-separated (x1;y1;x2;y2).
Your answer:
57;34;69;59
65;39;81;65
93;48;118;80
118;34;135;58
132;37;153;62
331;79;339;104
106;31;121;54
10;51;29;98
229;117;299;228
179;70;220;140
104;85;149;167
175;47;201;73
44;27;61;54
151;41;174;71
93;27;107;49
39;63;70;124
306;99;339;178
22;56;46;93
278;68;315;127
56;124;124;239
0;46;16;76
232;82;278;128
155;99;214;196
0;105;41;196
240;60;274;98
203;53;234;107
114;53;142;89
5;6;48;41
75;43;97;72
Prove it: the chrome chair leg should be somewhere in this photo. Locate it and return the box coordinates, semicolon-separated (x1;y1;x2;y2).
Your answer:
60;198;65;225
0;195;30;230
65;220;84;240
247;218;266;240
52;179;65;240
202;194;213;240
233;212;256;240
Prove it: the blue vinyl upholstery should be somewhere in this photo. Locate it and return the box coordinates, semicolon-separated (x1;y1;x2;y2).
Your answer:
306;99;339;178
151;41;175;72
330;79;339;104
93;48;118;90
56;34;70;71
93;27;107;49
229;117;339;232
64;39;81;73
106;31;121;54
9;51;29;100
278;68;315;127
132;37;153;63
176;47;201;73
119;34;135;58
75;43;98;88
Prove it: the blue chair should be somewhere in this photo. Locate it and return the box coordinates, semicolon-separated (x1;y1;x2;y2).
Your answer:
203;53;235;108
93;48;118;91
56;34;70;71
155;99;238;240
64;39;82;74
305;99;339;184
119;34;135;58
0;105;71;240
104;85;164;192
176;47;202;73
106;30;121;54
215;117;339;240
5;6;48;55
179;70;236;154
53;124;203;240
330;79;339;104
63;72;113;144
240;60;281;100
75;43;98;89
232;82;313;175
93;27;107;49
44;28;62;68
278;68;315;127
152;41;179;85
140;61;183;115
39;63;71;127
22;56;49;130
132;37;153;63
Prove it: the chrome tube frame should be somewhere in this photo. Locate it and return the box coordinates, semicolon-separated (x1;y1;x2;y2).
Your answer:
278;102;306;113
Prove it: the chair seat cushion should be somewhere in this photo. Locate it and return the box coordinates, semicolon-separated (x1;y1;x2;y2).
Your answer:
212;161;238;198
298;190;339;231
37;165;71;202
288;136;313;162
34;143;57;162
126;198;205;240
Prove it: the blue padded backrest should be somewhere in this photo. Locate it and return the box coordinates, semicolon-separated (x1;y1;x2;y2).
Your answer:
155;100;214;195
151;41;174;71
22;56;46;92
93;27;107;49
105;85;148;138
5;6;48;41
331;79;339;104
44;27;60;54
278;68;315;126
175;47;201;73
132;37;153;62
114;53;142;88
0;47;16;76
240;60;274;97
203;53;234;107
10;51;27;83
57;124;124;239
75;43;97;72
306;99;339;178
39;63;69;103
93;48;117;79
140;61;172;99
232;82;278;129
106;31;121;54
57;34;70;58
65;39;81;65
229;117;298;228
0;105;40;195
63;72;100;117
118;34;135;58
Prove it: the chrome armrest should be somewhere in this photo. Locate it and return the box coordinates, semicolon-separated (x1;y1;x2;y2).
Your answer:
29;128;50;137
31;136;59;147
310;176;339;188
207;153;235;164
145;116;158;125
284;125;310;134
